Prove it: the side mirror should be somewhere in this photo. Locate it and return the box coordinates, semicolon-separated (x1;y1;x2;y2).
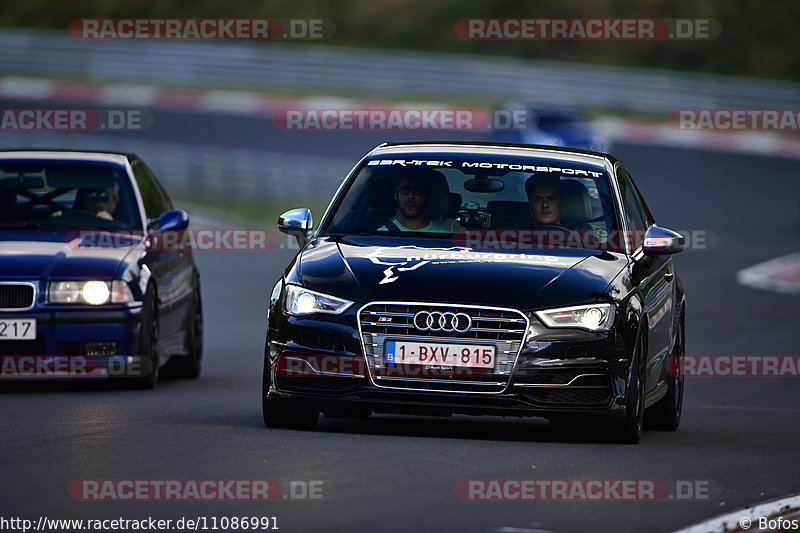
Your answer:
278;208;313;247
152;209;189;232
643;225;685;255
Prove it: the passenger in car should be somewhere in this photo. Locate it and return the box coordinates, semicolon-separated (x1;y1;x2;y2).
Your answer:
377;174;449;233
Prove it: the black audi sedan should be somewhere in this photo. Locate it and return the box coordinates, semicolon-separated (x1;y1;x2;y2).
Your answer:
263;142;685;443
0;150;202;388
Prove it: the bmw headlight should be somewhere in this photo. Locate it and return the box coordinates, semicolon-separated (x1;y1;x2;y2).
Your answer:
535;303;616;332
49;280;134;305
283;284;353;316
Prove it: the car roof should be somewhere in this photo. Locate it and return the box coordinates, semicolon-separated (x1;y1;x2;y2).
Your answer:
0;149;136;165
367;141;616;167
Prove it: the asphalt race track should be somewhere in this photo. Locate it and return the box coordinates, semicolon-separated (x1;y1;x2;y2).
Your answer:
1;100;799;533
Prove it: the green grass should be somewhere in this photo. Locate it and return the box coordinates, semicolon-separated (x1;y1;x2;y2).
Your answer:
2;0;799;81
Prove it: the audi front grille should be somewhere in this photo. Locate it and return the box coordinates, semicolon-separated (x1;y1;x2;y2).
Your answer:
357;302;529;393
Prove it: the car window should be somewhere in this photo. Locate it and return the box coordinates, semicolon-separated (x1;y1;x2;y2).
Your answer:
132;161;171;220
0;160;141;230
322;158;623;252
616;167;648;250
628;174;655;227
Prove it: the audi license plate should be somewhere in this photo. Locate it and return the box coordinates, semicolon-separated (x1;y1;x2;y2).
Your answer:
0;318;36;340
385;340;495;369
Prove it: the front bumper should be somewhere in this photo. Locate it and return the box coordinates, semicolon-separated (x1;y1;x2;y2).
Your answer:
0;304;145;379
0;354;148;379
266;303;635;419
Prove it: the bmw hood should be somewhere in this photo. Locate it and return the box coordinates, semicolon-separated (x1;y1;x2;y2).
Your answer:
0;231;140;280
296;236;627;310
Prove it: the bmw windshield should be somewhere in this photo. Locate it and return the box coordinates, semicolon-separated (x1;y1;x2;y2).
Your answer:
0;161;141;231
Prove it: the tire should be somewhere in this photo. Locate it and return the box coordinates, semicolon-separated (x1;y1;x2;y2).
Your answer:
164;281;203;379
126;286;160;389
261;339;319;430
646;316;684;431
606;332;646;444
323;407;371;419
263;398;320;430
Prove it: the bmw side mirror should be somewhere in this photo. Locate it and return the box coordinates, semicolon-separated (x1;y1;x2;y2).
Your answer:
643;225;685;255
278;208;313;247
152;209;189;232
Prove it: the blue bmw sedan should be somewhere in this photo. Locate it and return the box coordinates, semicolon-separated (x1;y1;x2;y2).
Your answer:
0;150;202;388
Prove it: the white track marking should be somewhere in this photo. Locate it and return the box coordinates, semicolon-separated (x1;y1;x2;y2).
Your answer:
736;253;800;295
672;493;800;533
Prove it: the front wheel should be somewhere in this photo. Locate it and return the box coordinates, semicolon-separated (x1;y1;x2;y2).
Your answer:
323;407;371;419
125;287;160;389
263;398;320;430
261;341;319;430
606;334;646;444
164;282;203;379
646;321;684;431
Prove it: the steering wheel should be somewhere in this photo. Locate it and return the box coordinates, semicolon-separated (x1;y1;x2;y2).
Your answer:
531;223;584;244
536;223;569;230
54;209;127;230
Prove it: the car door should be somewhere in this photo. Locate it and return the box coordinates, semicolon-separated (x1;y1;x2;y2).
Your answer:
617;165;673;392
131;160;194;356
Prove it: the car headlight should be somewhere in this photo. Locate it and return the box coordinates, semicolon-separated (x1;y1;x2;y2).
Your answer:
535;303;616;332
49;280;134;305
283;284;353;316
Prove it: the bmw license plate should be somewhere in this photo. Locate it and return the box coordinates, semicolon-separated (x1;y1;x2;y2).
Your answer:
385;340;495;368
0;318;36;340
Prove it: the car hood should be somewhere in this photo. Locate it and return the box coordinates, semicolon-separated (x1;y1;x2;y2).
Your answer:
297;236;628;310
0;231;140;279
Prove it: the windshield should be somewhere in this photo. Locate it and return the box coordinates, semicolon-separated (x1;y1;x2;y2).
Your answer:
0;160;141;230
322;157;623;252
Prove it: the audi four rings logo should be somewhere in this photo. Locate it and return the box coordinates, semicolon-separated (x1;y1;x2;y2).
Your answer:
413;311;472;332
